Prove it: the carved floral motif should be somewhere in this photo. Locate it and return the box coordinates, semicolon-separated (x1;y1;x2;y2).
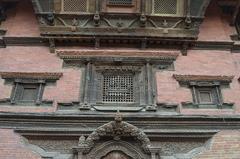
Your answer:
78;112;151;154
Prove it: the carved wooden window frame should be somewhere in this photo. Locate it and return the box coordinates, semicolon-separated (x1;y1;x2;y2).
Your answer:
0;72;62;107
80;62;156;111
184;81;234;109
173;75;234;109
190;81;223;107
10;79;45;105
151;0;185;16
94;65;141;106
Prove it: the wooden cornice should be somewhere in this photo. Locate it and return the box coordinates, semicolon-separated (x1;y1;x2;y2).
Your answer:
0;112;239;138
57;49;179;60
1;36;240;53
0;72;63;80
173;74;234;83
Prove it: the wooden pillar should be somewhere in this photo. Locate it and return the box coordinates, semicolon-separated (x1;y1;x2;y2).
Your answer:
149;147;161;159
36;80;45;105
146;62;153;106
83;62;90;104
10;80;19;104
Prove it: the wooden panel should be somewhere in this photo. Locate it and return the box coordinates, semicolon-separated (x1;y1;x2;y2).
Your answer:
54;0;62;13
101;0;140;13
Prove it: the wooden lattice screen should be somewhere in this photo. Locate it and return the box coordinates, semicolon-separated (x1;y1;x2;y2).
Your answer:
153;0;178;15
62;0;88;12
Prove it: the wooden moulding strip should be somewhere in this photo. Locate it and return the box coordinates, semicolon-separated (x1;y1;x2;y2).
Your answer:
56;49;180;60
0;72;63;80
173;74;234;83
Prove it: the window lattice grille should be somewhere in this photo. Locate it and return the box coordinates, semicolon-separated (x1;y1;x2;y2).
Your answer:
108;0;132;5
153;0;177;15
103;74;134;103
63;0;87;12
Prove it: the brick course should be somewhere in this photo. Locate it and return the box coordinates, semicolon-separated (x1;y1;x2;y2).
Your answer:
195;131;240;159
0;0;240;159
0;129;41;159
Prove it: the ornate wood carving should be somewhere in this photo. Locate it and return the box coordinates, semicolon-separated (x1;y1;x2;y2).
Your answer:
87;141;148;159
30;0;212;39
57;49;179;62
73;112;157;158
57;49;177;112
78;63;156;111
76;112;151;153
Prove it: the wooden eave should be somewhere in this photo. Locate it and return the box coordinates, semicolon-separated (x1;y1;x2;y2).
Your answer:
0;112;239;138
40;27;199;39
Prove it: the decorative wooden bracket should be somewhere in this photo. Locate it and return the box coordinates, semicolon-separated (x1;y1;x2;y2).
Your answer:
181;42;189;56
49;38;55;53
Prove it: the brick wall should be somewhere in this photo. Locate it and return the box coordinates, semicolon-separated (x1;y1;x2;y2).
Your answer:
195;130;240;159
1;0;240;115
0;46;81;113
1;47;240;114
0;129;239;159
0;129;41;159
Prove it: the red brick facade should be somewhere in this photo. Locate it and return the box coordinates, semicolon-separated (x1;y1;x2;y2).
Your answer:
0;0;240;158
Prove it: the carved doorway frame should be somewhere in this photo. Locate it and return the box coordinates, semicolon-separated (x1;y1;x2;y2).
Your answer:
88;140;147;159
73;112;161;159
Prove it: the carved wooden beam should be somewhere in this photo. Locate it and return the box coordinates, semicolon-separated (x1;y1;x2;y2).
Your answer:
57;49;179;61
0;72;63;80
173;74;234;84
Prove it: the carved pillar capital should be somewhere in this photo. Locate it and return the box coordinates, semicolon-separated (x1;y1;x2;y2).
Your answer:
149;147;161;159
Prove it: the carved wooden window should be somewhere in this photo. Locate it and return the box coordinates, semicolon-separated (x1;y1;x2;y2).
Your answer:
11;80;45;105
0;72;62;107
80;63;156;111
94;66;140;106
190;82;223;107
62;0;88;13
102;72;135;103
194;86;219;105
174;75;234;109
152;0;184;16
